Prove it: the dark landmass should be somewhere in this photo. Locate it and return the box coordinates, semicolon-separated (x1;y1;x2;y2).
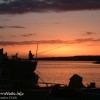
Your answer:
36;56;100;61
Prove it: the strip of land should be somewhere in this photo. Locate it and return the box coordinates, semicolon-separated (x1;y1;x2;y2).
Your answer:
36;56;100;61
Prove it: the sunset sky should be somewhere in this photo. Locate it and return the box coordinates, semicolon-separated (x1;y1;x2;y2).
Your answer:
0;0;100;58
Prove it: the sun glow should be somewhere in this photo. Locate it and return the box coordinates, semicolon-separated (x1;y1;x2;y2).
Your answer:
0;10;100;58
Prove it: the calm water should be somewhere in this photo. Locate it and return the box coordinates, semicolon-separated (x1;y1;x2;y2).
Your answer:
36;61;100;87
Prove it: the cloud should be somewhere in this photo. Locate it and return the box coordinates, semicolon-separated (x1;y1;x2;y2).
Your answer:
0;25;24;29
0;38;100;46
0;26;5;28
0;41;36;46
74;38;100;43
0;0;100;14
0;33;37;39
85;32;96;35
21;33;36;37
9;26;24;28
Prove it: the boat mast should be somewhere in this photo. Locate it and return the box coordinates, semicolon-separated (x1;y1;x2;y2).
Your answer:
36;43;38;59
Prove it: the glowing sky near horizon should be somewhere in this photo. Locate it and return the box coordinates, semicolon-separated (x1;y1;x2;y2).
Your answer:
0;1;100;58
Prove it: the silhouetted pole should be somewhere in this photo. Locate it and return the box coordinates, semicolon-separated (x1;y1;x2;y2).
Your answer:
36;43;38;59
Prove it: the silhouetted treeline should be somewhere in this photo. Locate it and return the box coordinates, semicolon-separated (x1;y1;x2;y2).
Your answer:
36;56;100;61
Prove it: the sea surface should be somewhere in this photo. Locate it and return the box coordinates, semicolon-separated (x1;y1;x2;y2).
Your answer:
36;61;100;88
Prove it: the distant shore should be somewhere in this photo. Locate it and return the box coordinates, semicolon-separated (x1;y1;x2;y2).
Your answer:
34;56;100;61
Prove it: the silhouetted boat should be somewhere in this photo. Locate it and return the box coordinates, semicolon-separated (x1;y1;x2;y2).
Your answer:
0;48;38;90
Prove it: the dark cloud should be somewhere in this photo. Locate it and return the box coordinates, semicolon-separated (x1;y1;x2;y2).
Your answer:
0;41;36;46
21;33;36;37
85;32;96;35
0;38;100;46
0;25;24;29
0;33;36;39
0;0;100;14
75;38;100;43
0;26;4;28
9;26;24;28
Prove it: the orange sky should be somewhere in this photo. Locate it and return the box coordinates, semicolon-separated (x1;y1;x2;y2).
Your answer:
0;10;100;58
